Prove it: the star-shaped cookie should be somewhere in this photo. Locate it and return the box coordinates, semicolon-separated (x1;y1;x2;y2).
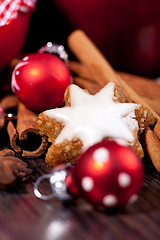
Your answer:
36;82;155;167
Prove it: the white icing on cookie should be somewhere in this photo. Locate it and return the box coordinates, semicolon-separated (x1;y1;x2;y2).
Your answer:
45;82;140;150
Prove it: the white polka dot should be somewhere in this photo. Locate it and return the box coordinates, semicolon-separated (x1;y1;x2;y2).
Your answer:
93;147;109;164
118;172;131;188
16;70;19;75
128;194;138;204
103;194;117;207
115;138;128;147
23;56;29;61
81;177;94;192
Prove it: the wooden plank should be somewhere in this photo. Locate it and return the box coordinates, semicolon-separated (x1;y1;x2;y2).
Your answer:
0;159;159;240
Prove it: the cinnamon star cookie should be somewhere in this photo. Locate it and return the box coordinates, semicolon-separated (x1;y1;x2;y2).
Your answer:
36;82;155;167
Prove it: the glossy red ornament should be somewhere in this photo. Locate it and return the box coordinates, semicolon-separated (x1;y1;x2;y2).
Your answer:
70;140;144;209
11;53;71;111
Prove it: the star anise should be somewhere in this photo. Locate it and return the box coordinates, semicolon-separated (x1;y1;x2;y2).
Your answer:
0;149;32;189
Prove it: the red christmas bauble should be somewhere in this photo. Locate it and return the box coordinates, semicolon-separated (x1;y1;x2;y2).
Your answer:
71;140;144;209
11;53;71;111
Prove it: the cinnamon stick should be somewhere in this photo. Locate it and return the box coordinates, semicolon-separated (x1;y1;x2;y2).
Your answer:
68;61;96;84
145;128;160;172
0;95;18;130
7;121;20;153
73;76;100;94
154;121;160;139
7;102;48;158
0;95;18;111
118;72;160;110
0;116;5;130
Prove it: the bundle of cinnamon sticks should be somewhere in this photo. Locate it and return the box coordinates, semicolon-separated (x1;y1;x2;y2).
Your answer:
0;93;49;188
67;30;160;172
0;97;48;159
7;102;48;158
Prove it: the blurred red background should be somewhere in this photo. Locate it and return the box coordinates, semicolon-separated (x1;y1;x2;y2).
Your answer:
21;0;160;78
0;11;31;72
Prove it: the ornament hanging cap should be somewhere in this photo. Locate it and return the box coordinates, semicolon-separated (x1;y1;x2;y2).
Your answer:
0;0;37;26
34;165;72;201
38;42;69;63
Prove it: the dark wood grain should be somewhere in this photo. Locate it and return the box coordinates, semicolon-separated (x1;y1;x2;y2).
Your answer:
0;156;159;240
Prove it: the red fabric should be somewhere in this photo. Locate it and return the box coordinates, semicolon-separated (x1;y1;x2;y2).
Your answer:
0;0;37;26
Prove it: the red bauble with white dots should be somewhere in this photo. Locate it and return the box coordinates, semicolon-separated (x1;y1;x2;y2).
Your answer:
11;53;71;111
70;140;144;209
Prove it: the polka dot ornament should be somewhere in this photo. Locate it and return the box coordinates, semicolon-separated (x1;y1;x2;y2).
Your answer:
69;140;144;209
34;140;144;210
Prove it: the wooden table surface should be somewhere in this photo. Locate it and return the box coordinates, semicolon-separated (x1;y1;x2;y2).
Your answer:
0;157;160;240
0;71;160;240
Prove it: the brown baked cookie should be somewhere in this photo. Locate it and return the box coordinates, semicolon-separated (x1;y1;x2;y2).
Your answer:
36;82;155;167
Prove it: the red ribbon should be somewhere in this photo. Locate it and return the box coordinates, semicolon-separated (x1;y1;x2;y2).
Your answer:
0;0;37;26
